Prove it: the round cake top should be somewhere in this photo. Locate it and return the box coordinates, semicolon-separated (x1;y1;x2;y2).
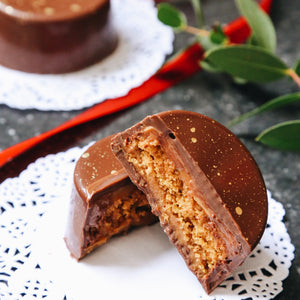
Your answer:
74;135;127;202
156;110;267;249
0;0;109;21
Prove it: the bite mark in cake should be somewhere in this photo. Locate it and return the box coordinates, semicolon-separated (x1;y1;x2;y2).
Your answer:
64;135;157;260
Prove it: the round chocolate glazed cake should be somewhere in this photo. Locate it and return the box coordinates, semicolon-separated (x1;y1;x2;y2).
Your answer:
64;135;157;260
0;0;118;73
111;110;268;294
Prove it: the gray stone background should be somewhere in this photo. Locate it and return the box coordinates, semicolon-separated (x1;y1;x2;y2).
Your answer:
0;0;299;299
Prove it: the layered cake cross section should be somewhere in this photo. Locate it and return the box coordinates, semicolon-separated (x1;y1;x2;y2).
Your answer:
111;110;267;294
64;135;156;260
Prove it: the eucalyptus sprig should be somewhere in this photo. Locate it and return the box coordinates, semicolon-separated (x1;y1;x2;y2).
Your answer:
157;0;300;151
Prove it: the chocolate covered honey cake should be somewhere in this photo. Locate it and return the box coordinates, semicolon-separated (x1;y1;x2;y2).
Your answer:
64;135;156;260
0;0;118;73
111;110;268;294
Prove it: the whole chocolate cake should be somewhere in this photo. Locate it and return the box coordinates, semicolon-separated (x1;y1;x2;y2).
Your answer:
0;0;118;73
64;135;157;260
111;110;268;294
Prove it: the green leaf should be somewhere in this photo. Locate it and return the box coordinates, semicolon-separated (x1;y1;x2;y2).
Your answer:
157;3;187;29
235;0;276;52
210;24;227;45
294;59;300;77
197;24;228;51
190;0;204;28
197;35;215;51
228;92;300;127
247;34;260;47
256;120;300;151
205;45;289;83
232;77;248;85
199;60;221;73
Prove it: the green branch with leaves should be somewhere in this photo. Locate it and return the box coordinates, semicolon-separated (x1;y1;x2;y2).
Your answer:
157;0;300;151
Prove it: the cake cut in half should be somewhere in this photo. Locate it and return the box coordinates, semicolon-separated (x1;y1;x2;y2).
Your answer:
64;135;157;260
111;110;268;294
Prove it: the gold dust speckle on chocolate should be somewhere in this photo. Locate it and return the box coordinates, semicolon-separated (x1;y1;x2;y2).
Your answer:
235;206;243;215
32;0;46;8
70;3;81;12
43;6;54;15
82;152;90;159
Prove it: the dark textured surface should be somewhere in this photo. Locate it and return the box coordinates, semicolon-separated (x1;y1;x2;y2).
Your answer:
0;0;299;299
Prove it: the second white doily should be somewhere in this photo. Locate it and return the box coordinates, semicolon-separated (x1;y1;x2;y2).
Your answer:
0;0;174;111
0;145;295;300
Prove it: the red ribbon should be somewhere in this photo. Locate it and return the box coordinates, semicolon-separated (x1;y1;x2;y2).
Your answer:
0;0;273;168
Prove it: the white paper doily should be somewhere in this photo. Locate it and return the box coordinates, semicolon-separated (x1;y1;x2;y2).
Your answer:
0;0;174;111
0;146;295;300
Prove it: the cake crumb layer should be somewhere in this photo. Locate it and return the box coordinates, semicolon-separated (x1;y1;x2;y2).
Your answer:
111;110;267;294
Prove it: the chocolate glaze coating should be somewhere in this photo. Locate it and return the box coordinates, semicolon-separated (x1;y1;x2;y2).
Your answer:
111;110;268;293
0;0;118;73
159;111;267;248
74;136;127;201
64;135;156;260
